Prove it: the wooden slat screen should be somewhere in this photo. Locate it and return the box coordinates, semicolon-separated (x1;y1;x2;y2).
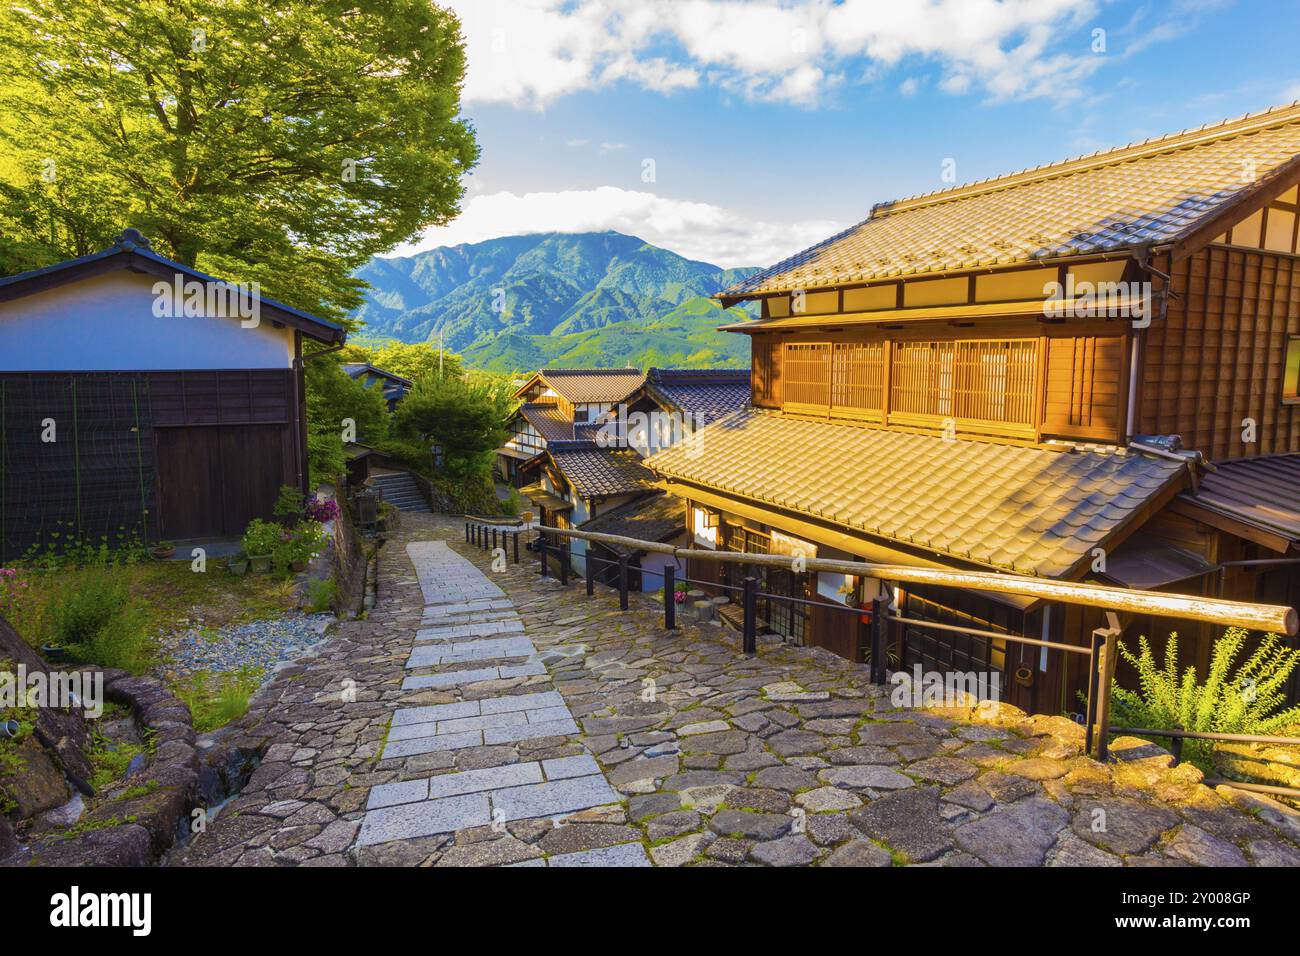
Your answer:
890;339;1037;428
831;342;884;416
784;342;831;409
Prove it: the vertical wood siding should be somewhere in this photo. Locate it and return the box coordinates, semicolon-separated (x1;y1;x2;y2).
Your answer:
1140;246;1300;459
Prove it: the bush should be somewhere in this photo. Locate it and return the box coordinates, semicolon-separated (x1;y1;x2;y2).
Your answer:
391;373;513;482
54;567;152;673
241;519;282;557
307;577;338;613
272;521;328;572
1110;628;1300;773
273;484;305;523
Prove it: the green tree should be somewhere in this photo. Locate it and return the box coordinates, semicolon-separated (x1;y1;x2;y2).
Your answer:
0;0;479;324
342;340;464;381
305;358;390;485
392;375;513;482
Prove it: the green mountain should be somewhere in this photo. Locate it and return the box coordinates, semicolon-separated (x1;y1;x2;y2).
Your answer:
352;231;759;371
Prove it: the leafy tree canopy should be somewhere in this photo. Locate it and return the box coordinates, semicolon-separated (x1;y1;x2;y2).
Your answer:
305;357;390;484
0;0;479;325
342;339;464;381
392;374;515;481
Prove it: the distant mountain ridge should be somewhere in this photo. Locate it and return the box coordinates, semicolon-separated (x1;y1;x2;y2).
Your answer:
351;231;760;371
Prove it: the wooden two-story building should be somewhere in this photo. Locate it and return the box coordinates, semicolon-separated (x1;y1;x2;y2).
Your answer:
496;368;645;485
645;102;1300;713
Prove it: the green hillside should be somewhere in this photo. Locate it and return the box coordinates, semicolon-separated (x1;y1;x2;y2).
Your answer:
351;231;759;371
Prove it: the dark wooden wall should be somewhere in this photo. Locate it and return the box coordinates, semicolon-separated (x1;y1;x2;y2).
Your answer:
1;369;301;557
1139;246;1300;459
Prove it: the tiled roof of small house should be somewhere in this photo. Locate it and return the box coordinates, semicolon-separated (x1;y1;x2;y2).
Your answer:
644;408;1189;578
534;368;646;404
644;368;750;426
721;102;1300;299
579;492;686;556
549;441;659;499
518;402;578;443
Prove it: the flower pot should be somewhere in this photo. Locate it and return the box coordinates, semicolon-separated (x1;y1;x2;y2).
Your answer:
41;643;68;663
151;545;176;560
289;559;307;573
249;554;273;573
227;558;249;576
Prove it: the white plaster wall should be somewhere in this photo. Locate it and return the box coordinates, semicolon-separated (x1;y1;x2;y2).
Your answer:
0;271;294;371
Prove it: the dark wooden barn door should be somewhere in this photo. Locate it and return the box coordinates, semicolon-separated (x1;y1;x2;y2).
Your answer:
155;424;286;539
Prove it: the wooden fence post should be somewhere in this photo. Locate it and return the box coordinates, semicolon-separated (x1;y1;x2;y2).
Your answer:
618;555;629;611
664;564;676;630
742;575;757;655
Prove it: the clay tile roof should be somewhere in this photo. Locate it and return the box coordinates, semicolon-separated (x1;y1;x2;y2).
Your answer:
643;408;1188;578
645;368;751;426
538;368;646;404
579;491;685;555
1187;453;1300;543
721;101;1300;298
519;403;577;443
549;442;659;499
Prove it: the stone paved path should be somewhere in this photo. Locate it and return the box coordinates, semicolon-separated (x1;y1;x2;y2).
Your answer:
353;541;646;864
172;512;1300;867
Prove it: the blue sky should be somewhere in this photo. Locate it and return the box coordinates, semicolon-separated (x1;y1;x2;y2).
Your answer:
397;0;1300;268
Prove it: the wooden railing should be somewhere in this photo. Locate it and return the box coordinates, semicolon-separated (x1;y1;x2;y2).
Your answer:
463;518;1300;784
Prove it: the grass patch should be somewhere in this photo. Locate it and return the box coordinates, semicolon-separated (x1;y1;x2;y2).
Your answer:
173;667;263;733
88;730;144;792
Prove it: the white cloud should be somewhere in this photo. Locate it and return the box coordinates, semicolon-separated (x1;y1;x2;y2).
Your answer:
444;0;1110;108
388;186;845;268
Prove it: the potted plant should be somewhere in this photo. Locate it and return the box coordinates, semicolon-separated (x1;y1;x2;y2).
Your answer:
151;540;176;560
227;553;250;576
242;519;280;573
274;521;326;574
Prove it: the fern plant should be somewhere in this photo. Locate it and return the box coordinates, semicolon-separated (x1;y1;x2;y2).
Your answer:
1110;628;1300;772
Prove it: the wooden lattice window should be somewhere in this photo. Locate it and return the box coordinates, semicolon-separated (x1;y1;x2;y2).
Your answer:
783;342;831;410
890;339;1038;430
830;342;884;417
1285;336;1300;405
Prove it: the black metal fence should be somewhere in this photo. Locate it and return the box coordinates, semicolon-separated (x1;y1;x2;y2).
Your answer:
462;517;1300;799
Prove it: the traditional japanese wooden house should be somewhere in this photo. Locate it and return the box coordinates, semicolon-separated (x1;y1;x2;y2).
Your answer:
645;102;1300;712
518;439;668;584
0;229;345;557
341;363;413;411
496;368;644;485
598;367;750;457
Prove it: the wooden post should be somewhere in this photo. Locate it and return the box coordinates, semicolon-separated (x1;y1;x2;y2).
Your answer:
585;549;595;596
869;597;887;685
742;575;758;655
492;527;498;551
1096;626;1118;763
464;522;469;543
559;542;569;586
1090;612;1121;761
538;533;548;578
664;564;676;630
513;530;519;565
618;555;629;611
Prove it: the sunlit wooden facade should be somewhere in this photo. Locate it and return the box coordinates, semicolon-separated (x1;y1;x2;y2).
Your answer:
647;104;1300;712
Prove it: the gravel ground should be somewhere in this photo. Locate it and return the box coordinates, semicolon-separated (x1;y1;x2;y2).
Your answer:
155;613;335;681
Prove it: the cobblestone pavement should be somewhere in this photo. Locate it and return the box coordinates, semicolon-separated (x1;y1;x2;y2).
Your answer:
173;512;1300;867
